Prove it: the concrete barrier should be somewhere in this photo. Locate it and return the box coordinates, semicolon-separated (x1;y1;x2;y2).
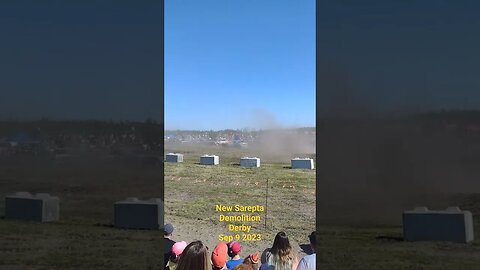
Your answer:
5;192;59;222
240;157;260;168
114;197;163;230
291;158;314;169
403;206;474;243
166;153;183;163
200;154;219;165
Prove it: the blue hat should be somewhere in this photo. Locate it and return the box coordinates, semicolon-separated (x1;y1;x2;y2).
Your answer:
164;223;174;235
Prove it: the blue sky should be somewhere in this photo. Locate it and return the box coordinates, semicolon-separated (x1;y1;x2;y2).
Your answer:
3;1;479;124
165;0;316;130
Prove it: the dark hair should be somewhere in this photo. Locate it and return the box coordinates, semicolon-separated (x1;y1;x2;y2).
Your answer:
176;240;210;270
270;232;293;263
242;256;259;270
233;264;254;270
309;231;316;246
228;242;240;257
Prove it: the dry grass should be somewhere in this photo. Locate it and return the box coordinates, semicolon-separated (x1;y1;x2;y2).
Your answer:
164;143;316;258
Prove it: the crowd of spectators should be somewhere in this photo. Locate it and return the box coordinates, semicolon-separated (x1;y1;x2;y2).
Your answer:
164;224;316;270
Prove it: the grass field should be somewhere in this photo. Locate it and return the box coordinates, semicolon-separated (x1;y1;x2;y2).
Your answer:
164;143;316;260
0;152;163;269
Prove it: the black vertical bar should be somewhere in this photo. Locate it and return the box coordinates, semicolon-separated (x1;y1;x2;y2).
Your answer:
265;178;268;230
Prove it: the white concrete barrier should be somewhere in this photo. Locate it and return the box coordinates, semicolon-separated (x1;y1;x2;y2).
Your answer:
114;197;163;230
291;158;314;169
240;157;260;168
200;154;219;165
166;153;184;163
5;192;59;222
403;206;474;243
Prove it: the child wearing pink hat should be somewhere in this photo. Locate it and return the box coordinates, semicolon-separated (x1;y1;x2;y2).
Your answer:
168;241;188;270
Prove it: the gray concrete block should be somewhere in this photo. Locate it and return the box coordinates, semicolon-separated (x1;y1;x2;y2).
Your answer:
240;157;260;168
291;158;314;169
200;154;219;165
5;192;59;222
166;153;183;163
114;197;163;230
403;206;474;243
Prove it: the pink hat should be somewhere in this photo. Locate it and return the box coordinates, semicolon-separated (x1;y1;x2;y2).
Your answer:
228;241;242;255
172;241;188;256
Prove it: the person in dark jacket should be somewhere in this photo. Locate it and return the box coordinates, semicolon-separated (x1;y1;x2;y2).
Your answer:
164;223;176;270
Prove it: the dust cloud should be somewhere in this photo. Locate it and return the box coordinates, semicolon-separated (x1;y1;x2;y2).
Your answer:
246;108;315;163
316;60;480;225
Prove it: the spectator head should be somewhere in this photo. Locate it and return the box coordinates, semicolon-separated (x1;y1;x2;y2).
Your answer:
308;231;316;252
272;232;292;253
176;240;209;270
271;231;292;258
172;241;188;257
248;252;259;264
232;264;254;270
164;223;174;237
227;241;242;257
242;252;259;270
211;242;228;270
